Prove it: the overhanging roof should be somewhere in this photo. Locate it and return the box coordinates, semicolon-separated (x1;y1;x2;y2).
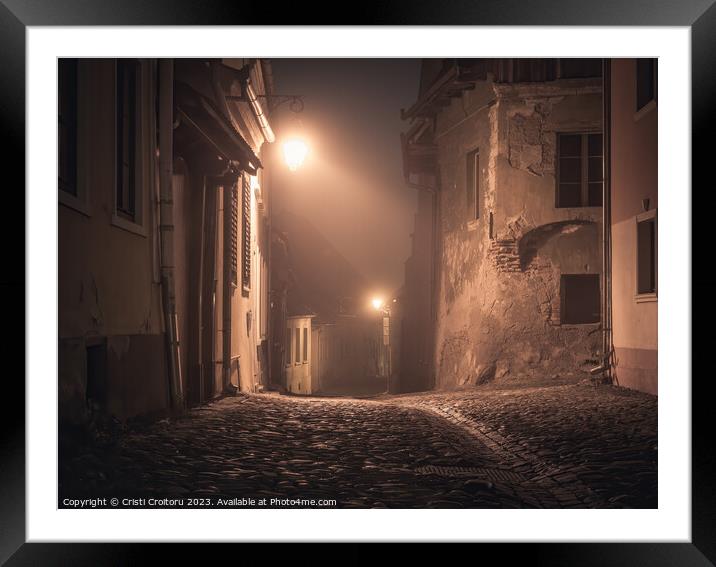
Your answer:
401;63;487;120
174;81;262;175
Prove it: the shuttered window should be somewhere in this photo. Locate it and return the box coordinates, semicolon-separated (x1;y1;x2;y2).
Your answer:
241;175;251;290
230;184;239;287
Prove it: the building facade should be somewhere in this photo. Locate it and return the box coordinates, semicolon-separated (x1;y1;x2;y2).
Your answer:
607;59;658;394
401;59;605;390
311;316;382;395
284;314;314;394
58;58;275;425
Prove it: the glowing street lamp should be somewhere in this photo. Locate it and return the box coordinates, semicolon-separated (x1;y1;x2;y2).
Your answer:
282;138;309;171
371;297;385;311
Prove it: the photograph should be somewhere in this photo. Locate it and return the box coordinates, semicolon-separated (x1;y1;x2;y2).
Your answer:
0;1;707;557
56;56;659;511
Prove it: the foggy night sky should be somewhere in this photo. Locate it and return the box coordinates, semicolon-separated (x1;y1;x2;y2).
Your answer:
270;58;422;298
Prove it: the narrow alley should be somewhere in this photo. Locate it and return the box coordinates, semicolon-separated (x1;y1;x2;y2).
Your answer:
57;57;660;513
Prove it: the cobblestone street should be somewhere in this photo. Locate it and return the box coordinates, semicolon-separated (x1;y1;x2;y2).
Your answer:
59;383;657;509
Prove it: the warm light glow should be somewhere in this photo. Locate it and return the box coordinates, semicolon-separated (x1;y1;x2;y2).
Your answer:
371;298;384;311
282;138;309;171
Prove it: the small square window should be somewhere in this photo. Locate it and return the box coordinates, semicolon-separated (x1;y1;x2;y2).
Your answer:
561;274;600;324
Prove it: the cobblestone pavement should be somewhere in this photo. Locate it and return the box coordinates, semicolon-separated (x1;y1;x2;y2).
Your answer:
389;383;657;508
59;383;656;509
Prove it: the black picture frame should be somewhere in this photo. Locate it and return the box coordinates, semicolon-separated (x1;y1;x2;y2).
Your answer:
2;1;711;562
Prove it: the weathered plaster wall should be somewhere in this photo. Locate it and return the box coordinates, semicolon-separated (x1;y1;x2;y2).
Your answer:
59;60;168;423
434;78;604;390
610;59;658;395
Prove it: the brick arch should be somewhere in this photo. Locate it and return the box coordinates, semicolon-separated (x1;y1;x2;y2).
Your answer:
517;220;595;271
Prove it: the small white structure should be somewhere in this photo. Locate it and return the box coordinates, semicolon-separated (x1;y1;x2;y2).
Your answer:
284;315;314;394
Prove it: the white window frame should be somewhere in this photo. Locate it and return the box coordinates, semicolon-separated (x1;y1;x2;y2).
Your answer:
111;59;148;237
635;208;658;302
555;130;604;209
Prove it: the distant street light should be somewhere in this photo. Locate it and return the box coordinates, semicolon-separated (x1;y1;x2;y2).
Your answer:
282;138;309;171
371;296;392;391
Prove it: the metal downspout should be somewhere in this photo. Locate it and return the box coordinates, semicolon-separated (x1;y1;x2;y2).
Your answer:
602;58;615;384
159;59;184;410
222;181;234;393
244;78;276;144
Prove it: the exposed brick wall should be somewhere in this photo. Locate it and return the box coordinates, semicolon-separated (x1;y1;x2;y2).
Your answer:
488;239;521;272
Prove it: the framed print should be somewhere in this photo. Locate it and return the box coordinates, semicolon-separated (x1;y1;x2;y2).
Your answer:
2;0;712;563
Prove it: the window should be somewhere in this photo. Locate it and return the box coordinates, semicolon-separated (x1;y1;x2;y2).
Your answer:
466;149;479;220
636;59;657;112
556;132;603;208
561;274;600;324
58;59;78;196
558;58;602;79
116;59;140;222
285;327;292;365
295;328;301;364
241;175;252;291
637;215;657;295
230;185;239;287
303;327;308;362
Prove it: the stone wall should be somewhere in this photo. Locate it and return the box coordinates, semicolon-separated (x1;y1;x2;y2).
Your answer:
433;78;603;389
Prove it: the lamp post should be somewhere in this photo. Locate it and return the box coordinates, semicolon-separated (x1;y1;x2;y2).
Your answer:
371;297;392;393
282;138;309;171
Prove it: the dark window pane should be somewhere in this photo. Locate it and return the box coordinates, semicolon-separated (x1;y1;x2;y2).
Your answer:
558;183;581;208
559;134;581;157
303;328;308;362
588;133;603;156
561;274;600;324
116;60;138;219
636;58;656;111
559;59;602;79
637;219;656;293
58;59;78;196
588;157;603;182
559;158;581;183
588;183;603;206
295;329;301;363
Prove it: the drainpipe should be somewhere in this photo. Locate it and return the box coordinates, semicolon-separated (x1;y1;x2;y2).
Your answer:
244;77;276;144
594;58;614;384
159;59;184;411
222;180;234;393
